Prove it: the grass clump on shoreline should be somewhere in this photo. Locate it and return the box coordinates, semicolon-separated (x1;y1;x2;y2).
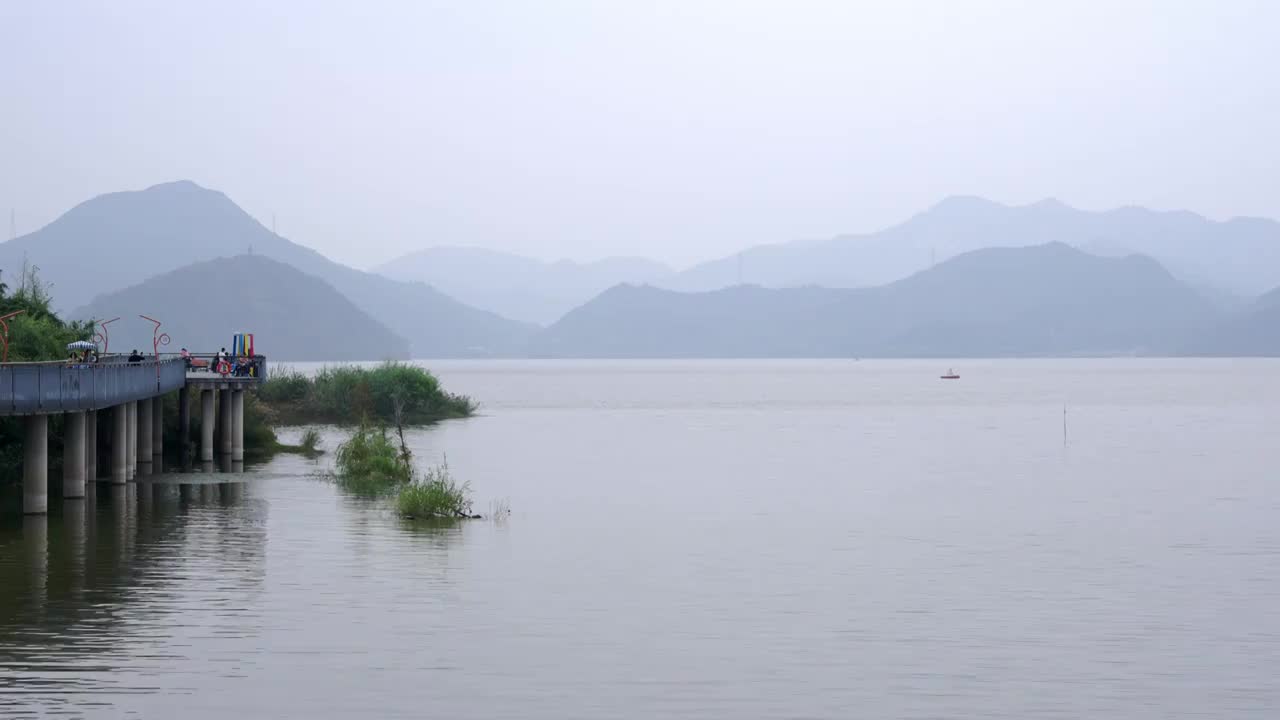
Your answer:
259;362;475;426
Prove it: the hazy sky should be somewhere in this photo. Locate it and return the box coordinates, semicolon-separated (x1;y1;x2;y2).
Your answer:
2;1;1277;270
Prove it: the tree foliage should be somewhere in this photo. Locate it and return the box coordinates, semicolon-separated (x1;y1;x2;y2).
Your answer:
0;263;92;362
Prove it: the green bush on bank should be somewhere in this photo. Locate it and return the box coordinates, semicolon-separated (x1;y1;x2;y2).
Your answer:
259;362;475;426
332;425;412;495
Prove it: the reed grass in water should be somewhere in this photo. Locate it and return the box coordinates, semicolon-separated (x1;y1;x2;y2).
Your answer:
395;461;473;520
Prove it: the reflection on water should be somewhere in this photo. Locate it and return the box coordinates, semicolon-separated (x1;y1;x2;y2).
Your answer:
0;478;264;714
3;360;1280;718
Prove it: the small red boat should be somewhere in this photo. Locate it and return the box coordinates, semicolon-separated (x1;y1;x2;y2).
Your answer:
940;368;960;379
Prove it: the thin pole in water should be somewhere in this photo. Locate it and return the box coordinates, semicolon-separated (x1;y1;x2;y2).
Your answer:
1063;404;1068;446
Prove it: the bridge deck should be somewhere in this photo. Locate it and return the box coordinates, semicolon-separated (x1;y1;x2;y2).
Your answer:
0;354;266;416
0;358;187;416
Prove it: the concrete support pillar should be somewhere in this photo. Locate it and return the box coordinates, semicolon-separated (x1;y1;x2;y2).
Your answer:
63;411;86;498
218;388;232;457
85;410;98;482
126;401;136;480
112;404;128;484
152;395;164;464
23;415;48;514
137;398;153;473
200;389;215;463
178;386;191;466
232;390;244;462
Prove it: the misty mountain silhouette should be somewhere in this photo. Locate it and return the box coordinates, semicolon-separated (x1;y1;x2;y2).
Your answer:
76;255;409;360
374;246;673;325
1185;284;1280;356
533;243;1221;358
0;181;533;356
667;196;1280;297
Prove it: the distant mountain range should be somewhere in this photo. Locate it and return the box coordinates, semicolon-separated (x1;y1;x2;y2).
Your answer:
373;246;673;325
4;182;1279;359
77;255;409;361
665;196;1280;299
533;243;1225;358
0;181;533;357
1185;286;1280;356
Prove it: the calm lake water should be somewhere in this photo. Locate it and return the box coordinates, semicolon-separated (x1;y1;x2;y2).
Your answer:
3;359;1280;718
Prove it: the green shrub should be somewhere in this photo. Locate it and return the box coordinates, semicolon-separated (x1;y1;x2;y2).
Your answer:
332;425;412;495
242;394;279;455
395;462;473;519
258;365;311;403
259;362;475;425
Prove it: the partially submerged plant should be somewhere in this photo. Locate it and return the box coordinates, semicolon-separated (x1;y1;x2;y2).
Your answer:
329;422;477;518
332;425;412;494
298;427;322;454
395;459;474;520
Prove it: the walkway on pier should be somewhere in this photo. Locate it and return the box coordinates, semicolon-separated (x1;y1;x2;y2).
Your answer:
0;353;266;514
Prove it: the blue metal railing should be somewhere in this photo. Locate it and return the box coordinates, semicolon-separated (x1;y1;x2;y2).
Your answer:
0;358;188;416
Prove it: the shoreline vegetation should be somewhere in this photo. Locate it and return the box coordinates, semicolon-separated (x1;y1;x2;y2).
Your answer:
257;363;476;426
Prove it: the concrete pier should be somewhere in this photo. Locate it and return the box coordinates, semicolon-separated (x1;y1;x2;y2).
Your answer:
201;389;215;463
23;415;48;514
232;390;244;463
178;386;191;467
218;389;233;457
126;401;136;480
85;410;98;482
62;411;86;498
137;398;153;474
0;355;263;511
112;403;128;484
152;396;164;464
